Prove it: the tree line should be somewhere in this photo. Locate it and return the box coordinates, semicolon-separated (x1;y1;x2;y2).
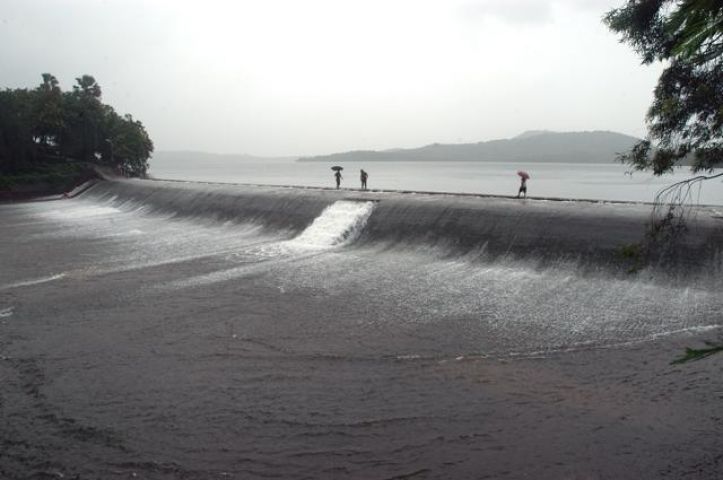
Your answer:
0;73;153;178
605;0;722;175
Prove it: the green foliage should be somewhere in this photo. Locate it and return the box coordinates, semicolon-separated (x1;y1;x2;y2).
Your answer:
0;73;153;179
0;162;91;196
671;341;723;364
618;242;643;259
616;242;645;273
605;1;723;174
0;88;36;172
0;175;15;189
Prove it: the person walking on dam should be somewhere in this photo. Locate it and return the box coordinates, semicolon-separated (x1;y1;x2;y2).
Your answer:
516;170;530;198
360;169;368;190
334;170;343;189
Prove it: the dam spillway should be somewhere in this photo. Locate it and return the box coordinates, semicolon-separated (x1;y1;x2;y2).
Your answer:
56;178;723;269
1;178;722;479
3;177;722;354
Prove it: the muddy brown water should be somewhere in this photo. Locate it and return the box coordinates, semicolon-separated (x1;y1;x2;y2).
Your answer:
1;183;721;479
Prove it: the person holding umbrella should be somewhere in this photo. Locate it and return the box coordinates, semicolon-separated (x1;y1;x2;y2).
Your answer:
332;166;343;189
360;169;368;190
517;171;530;198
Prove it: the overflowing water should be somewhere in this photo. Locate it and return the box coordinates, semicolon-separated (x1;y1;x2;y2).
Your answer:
1;179;722;479
286;200;375;250
6;181;720;355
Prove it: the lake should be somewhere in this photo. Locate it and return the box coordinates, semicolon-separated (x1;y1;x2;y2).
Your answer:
149;158;723;206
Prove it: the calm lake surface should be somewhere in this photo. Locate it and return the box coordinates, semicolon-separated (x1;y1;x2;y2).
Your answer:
150;158;723;206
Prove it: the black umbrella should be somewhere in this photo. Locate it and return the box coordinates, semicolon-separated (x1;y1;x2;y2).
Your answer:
331;166;343;171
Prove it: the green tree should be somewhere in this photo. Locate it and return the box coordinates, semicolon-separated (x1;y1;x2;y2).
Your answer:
606;3;722;361
61;75;105;163
74;74;102;98
103;111;154;177
0;88;36;173
604;1;723;175
32;73;64;154
0;73;153;179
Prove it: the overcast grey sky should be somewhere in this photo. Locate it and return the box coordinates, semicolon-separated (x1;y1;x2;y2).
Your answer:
1;0;662;156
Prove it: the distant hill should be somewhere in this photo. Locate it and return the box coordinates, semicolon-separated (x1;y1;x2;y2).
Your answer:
297;131;641;164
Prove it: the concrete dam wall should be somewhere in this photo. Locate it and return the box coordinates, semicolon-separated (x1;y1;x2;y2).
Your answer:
80;179;723;273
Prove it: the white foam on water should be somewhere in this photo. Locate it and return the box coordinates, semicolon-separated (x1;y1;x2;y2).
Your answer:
285;200;375;250
0;307;14;318
0;273;66;290
163;201;376;290
511;324;723;359
101;229;144;238
42;205;120;219
162;262;268;290
265;245;723;355
162;250;326;290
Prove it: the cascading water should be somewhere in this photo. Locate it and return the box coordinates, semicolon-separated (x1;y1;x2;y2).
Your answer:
3;179;723;479
284;200;376;249
164;200;377;288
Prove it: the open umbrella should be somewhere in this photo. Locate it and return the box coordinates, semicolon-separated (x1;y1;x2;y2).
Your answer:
517;170;530;180
331;166;343;171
